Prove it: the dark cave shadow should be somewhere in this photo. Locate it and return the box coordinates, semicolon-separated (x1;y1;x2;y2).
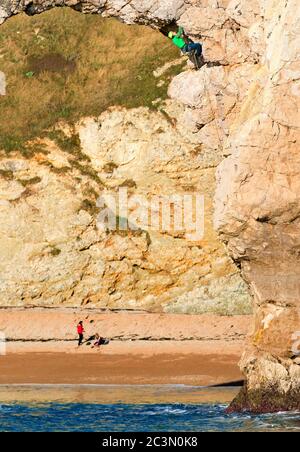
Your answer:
205;61;224;68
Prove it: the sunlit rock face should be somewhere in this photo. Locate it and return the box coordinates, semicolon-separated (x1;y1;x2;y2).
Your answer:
170;0;300;414
0;0;187;26
0;0;299;412
0;104;250;314
213;0;300;412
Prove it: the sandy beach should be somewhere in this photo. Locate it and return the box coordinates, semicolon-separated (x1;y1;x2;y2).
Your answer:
0;309;252;386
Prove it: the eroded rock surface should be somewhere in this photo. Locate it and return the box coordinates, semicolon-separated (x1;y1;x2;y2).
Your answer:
0;0;187;25
0;0;299;412
0;105;250;314
213;0;300;412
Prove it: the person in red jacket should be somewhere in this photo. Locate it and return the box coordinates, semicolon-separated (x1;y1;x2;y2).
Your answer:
77;321;84;346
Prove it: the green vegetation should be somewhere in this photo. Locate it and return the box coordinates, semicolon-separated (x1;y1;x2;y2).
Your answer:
0;135;48;158
83;187;100;200
0;8;183;154
119;179;137;189
45;130;90;162
71;160;104;188
49;247;62;257
80;198;99;216
17;176;42;187
0;169;14;180
102;162;119;174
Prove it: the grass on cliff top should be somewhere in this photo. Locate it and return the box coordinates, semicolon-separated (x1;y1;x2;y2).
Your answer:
0;8;182;154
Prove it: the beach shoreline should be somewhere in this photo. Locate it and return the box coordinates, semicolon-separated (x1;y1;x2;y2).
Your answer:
1;340;244;387
0;310;251;387
0;384;241;405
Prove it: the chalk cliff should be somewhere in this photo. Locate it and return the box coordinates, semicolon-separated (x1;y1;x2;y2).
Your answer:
0;0;299;412
0;105;250;314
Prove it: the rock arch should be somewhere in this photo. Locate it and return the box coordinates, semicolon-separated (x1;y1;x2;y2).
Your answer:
0;0;187;27
0;0;299;413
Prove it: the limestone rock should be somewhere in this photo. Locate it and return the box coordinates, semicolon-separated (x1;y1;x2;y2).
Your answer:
0;106;250;313
0;0;187;26
164;273;252;315
213;0;300;411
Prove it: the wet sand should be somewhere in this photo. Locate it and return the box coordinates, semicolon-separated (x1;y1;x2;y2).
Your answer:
0;342;243;386
0;385;240;405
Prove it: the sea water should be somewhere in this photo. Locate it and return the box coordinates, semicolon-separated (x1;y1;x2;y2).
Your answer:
0;386;299;432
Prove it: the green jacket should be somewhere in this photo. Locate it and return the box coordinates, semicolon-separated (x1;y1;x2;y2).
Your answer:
172;27;186;50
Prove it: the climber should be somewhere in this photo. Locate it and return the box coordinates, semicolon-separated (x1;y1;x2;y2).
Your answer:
168;27;204;69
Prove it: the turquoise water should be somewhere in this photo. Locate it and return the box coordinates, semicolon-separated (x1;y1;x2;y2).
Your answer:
0;386;299;432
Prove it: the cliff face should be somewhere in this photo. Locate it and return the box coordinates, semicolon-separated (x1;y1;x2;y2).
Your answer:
0;105;250;313
214;0;300;412
0;0;299;412
176;0;300;413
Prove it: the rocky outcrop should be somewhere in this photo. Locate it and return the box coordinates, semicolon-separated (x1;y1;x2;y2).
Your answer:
172;0;300;414
0;0;299;412
213;0;300;412
0;0;187;26
170;0;300;414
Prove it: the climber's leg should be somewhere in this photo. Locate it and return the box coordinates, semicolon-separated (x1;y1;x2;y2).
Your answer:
184;43;204;69
197;53;205;67
185;43;202;58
